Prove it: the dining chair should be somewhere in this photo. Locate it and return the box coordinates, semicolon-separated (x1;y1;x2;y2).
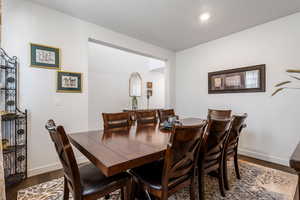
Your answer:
136;110;158;125
223;113;248;190
197;116;234;199
158;109;178;123
102;112;131;131
129;121;208;200
45;119;131;200
208;109;232;119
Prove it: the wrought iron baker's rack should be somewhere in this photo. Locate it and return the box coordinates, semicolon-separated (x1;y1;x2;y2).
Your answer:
0;48;27;187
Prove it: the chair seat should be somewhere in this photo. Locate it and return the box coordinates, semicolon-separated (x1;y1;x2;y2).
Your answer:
80;163;130;197
129;160;189;191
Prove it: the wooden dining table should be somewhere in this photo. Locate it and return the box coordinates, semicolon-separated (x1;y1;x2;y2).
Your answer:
68;118;204;177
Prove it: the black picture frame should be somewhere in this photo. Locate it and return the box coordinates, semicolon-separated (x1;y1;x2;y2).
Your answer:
208;64;266;94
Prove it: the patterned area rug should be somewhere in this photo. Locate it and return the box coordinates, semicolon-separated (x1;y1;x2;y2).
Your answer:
17;161;297;200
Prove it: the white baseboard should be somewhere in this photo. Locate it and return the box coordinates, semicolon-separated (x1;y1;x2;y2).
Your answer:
28;149;289;177
239;148;289;166
28;156;89;177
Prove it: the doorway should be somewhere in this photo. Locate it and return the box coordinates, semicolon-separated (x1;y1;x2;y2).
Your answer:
88;41;166;130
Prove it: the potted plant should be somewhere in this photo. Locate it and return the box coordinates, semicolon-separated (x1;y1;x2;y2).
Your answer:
272;69;300;96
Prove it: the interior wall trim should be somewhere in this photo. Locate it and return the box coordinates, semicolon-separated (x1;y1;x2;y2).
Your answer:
28;148;289;177
88;37;168;62
28;156;88;177
239;148;289;166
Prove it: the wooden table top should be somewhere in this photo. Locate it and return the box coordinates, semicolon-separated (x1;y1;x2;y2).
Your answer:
68;118;204;176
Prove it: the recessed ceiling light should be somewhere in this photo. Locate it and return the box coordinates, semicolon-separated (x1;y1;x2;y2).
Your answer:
199;12;211;22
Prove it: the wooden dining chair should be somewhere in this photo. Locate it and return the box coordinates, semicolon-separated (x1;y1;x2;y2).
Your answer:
136;110;158;125
197;116;234;199
45;119;131;200
158;109;178;123
208;109;232;119
223;113;248;190
102;112;131;131
129;121;208;200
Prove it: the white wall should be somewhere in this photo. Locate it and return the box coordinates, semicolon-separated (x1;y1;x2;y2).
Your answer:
88;42;165;130
175;13;300;166
2;0;175;176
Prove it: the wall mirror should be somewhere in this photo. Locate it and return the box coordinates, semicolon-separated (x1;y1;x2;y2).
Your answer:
129;72;142;97
129;72;142;110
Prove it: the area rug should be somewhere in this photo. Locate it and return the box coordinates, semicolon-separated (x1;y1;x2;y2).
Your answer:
17;161;298;200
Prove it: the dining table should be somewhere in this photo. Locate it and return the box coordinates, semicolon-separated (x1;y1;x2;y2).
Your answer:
68;118;204;177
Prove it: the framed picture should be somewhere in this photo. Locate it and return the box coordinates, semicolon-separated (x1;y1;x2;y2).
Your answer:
208;65;266;94
57;71;82;93
30;43;60;69
147;82;153;89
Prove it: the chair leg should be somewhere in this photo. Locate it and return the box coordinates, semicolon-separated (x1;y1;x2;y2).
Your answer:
161;191;168;200
234;151;241;179
63;176;69;200
223;153;230;190
130;178;137;200
145;190;153;200
218;164;226;197
121;187;125;200
125;178;132;200
190;178;196;200
198;167;205;200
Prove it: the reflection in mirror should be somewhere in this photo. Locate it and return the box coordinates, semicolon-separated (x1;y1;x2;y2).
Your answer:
129;72;142;110
245;70;259;88
129;72;142;97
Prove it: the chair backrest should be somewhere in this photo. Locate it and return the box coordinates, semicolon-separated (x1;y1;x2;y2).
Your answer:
161;121;207;188
45;120;82;198
158;109;176;123
226;113;248;149
102;112;131;131
208;109;232;119
136;110;157;125
206;117;233;151
199;116;234;170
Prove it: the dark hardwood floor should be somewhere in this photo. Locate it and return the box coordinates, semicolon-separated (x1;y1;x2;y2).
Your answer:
6;169;64;200
6;155;298;200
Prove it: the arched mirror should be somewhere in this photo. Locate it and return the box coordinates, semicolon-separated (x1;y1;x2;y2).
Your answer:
129;72;142;110
129;72;142;97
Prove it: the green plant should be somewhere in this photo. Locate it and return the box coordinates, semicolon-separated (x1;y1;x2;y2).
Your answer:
272;69;300;96
132;96;138;110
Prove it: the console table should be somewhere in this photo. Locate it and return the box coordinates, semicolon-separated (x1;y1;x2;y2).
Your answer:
123;109;161;121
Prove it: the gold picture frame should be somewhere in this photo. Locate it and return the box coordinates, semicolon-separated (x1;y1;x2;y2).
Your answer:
56;71;82;93
30;43;61;70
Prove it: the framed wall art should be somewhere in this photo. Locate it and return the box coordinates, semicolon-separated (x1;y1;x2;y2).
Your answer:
208;64;266;94
57;71;82;93
30;43;60;69
147;82;153;89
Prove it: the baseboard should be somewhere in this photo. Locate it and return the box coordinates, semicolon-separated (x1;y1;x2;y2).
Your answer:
28;156;89;177
239;148;289;166
28;149;289;176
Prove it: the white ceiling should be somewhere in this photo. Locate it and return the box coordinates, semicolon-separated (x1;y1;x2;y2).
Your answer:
28;0;300;51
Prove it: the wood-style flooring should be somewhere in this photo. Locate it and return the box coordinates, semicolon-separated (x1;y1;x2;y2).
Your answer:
5;155;298;200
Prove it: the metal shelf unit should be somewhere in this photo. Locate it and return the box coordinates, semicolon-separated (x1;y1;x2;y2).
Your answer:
0;48;28;187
